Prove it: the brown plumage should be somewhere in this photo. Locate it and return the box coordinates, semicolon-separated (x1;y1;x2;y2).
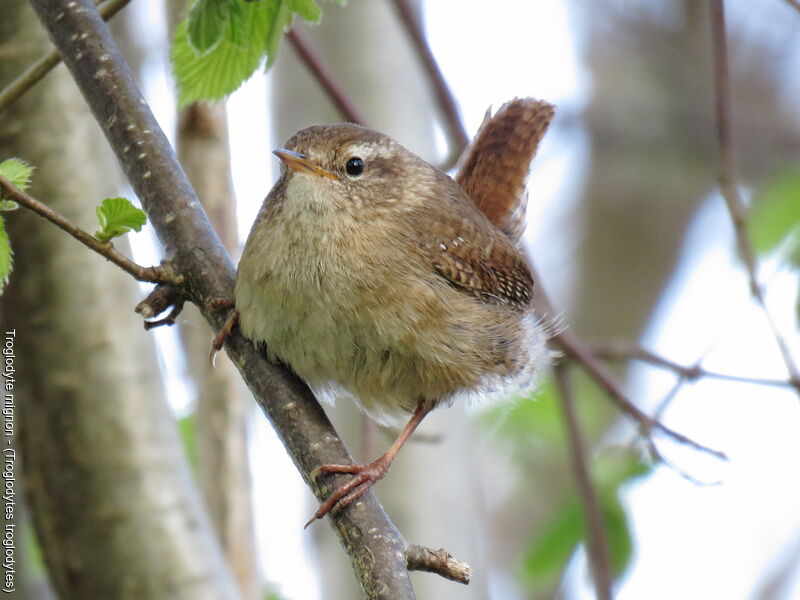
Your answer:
456;98;555;243
234;104;553;524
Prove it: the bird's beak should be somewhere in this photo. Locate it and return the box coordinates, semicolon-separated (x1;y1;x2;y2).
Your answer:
273;149;340;180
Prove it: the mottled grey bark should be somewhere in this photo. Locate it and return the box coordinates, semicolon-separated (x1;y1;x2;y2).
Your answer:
0;2;240;599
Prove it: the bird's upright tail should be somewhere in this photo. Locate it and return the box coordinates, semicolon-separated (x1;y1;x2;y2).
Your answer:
455;98;555;244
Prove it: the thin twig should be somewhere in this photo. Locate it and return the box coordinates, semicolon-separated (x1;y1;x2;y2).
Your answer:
592;343;793;389
286;28;367;125
556;329;726;460
709;0;800;393
0;175;170;284
390;0;469;168
553;364;613;600
0;0;132;115
782;0;800;14
528;263;726;461
405;544;472;585
641;379;721;486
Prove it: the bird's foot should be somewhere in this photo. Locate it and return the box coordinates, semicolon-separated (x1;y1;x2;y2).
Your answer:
208;299;238;366
305;455;393;528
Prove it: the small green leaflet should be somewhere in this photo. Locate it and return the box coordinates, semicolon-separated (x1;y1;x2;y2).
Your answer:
0;158;34;293
0;158;34;192
0;218;10;294
172;0;324;106
749;168;800;266
95;197;147;243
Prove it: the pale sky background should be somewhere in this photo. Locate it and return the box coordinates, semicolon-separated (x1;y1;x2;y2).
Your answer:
131;1;800;598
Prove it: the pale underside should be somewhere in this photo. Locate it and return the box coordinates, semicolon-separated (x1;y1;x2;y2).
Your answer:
236;168;549;426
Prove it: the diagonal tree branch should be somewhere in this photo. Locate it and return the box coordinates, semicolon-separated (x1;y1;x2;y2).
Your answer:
529;262;727;461
0;174;171;284
26;0;448;597
782;0;800;14
287;28;367;125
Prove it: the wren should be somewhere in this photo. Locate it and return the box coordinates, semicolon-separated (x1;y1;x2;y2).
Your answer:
234;99;554;525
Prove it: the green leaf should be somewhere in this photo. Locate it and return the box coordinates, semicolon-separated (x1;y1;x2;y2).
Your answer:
264;0;292;68
750;168;800;265
0;217;11;294
521;495;582;592
94;197;147;242
172;0;274;107
0;200;18;212
520;449;649;594
287;0;321;22
187;0;230;54
0;158;34;192
172;0;328;105
226;0;247;47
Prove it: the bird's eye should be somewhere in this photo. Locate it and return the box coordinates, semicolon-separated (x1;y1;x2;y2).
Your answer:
345;157;364;176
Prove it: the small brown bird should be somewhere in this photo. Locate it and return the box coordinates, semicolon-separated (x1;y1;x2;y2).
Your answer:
234;99;554;524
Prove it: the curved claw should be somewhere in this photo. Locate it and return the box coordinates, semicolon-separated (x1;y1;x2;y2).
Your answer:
305;458;392;528
209;308;239;367
309;462;365;482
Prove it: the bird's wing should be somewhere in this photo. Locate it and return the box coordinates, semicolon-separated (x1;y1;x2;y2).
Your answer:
410;189;534;310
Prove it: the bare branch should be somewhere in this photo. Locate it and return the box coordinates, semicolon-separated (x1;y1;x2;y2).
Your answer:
287;28;367;125
592;343;794;389
782;0;800;14
554;363;613;600
135;283;183;319
405;544;472;585
390;0;469;168
0;174;171;284
709;0;800;393
0;0;131;115
529;263;727;461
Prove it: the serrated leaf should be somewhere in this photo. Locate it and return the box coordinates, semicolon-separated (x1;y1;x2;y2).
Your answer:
187;0;230;54
94;197;147;242
288;0;321;22
172;0;329;104
226;0;247;46
0;217;11;294
172;0;274;106
0;158;34;193
0;201;18;212
750;168;800;265
265;0;292;68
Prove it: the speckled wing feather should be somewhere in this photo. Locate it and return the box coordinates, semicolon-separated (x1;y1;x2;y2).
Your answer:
455;98;554;243
411;186;534;310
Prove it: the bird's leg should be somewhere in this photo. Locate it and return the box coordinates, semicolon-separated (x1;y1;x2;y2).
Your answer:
208;299;238;366
305;401;433;527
